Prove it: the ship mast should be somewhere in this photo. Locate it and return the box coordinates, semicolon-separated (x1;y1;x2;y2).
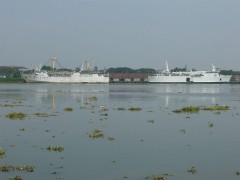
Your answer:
165;61;170;73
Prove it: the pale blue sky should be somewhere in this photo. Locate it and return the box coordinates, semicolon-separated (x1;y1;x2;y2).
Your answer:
1;0;240;70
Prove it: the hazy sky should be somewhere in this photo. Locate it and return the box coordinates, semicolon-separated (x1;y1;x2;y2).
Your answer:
1;0;240;70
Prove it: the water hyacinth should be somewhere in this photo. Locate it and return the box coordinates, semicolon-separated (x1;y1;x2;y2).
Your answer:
64;107;73;112
0;165;35;172
89;129;104;138
128;107;142;111
173;106;200;113
47;146;64;152
173;105;230;113
202;105;229;111
0;147;6;158
5;112;26;119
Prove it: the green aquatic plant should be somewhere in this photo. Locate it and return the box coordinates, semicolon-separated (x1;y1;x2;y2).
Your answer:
108;136;115;141
173;106;200;113
100;105;109;111
117;107;126;111
202;105;229;111
19;128;25;132
180;129;186;133
0;103;22;107
14;176;23;180
0;165;35;172
0;147;6;158
64;107;73;112
153;176;167;180
6;112;26;119
47;146;64;152
145;173;172;180
187;166;197;174
89;129;104;138
173;105;229;114
208;122;214;128
34;112;49;117
88;96;97;101
147;120;155;123
128;107;142;111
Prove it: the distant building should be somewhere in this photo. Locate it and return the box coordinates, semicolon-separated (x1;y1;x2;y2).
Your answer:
232;74;240;83
109;73;148;83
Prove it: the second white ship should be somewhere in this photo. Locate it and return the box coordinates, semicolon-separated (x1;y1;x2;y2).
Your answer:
148;62;232;83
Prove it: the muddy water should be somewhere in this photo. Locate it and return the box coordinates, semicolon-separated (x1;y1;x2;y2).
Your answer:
1;83;240;180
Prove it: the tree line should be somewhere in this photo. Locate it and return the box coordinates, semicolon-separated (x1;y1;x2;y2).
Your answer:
0;65;237;78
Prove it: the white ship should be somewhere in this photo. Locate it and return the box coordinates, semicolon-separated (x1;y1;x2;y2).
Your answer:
148;62;232;83
21;58;109;83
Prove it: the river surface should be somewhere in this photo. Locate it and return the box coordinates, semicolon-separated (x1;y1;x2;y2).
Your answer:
0;83;240;180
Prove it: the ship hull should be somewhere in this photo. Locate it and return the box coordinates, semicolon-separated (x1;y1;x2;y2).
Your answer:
21;73;109;83
148;75;193;83
148;75;232;83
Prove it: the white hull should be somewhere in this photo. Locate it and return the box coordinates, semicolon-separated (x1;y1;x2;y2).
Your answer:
22;72;109;83
148;75;192;83
148;74;232;83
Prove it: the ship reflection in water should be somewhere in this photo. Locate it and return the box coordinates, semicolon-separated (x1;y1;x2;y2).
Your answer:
108;84;227;108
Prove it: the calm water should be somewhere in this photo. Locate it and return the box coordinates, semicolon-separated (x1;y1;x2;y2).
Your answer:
1;83;240;180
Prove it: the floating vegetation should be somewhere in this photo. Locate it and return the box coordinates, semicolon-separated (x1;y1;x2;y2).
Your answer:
180;129;186;133
34;112;49;117
89;129;104;138
64;107;73;112
153;176;167;180
14;176;23;180
145;173;172;180
117;107;126;111
5;112;26;119
0;103;22;107
47;146;64;152
0;165;35;172
173;106;200;113
19;128;25;132
208;122;214;128
173;105;230;114
128;107;142;111
202;105;229;111
87;96;97;101
147;120;155;123
100;105;109;111
108;136;115;141
187;166;197;174
0;147;6;158
236;171;240;176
